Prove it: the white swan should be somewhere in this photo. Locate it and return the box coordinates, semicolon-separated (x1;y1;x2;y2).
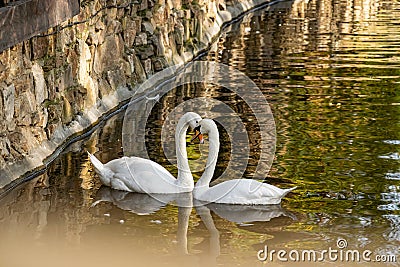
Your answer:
193;119;296;205
88;112;202;193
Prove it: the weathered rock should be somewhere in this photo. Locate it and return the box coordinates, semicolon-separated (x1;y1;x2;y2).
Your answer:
135;32;148;46
106;5;118;20
15;90;36;126
139;0;148;11
136;45;155;60
3;84;15;122
32;63;48;106
132;54;147;81
98;78;113;98
106;19;122;35
152;57;166;71
94;35;123;74
149;32;164;56
62;96;73;124
107;68;127;90
95;19;106;45
8;130;28;157
142;58;153;76
77;39;98;109
142;21;155;34
86;32;99;46
122;17;138;47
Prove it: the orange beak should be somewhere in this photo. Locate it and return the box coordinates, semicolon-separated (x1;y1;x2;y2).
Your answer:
191;130;204;144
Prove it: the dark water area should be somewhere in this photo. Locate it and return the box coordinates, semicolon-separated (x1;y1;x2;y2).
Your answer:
1;0;400;266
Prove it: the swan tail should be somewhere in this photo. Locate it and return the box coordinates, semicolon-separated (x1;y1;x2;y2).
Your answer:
87;152;113;187
87;152;104;173
281;186;297;198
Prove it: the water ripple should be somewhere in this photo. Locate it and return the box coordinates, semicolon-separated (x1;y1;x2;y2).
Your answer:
383;140;400;145
379;153;400;160
377;203;400;211
385;172;400;180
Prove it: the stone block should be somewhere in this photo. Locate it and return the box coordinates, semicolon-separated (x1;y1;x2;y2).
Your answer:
142;21;155;34
152;57;166;72
2;84;15;122
139;0;148;11
149;33;164;56
98;77;113;98
132;54;146;82
86;32;99;46
106;5;118;20
15;90;36;126
136;45;155;60
106;19;122;35
8;130;28;157
122;18;138;47
135;32;148;46
93;35;123;74
106;68;127;90
62;96;73;124
142;58;153;76
32;63;48;105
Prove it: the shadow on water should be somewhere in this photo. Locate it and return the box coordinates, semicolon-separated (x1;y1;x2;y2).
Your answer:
1;0;400;266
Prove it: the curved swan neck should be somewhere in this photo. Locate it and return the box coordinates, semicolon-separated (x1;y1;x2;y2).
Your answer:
175;118;194;189
196;124;219;190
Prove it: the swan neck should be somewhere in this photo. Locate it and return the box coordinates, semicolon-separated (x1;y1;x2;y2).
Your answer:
196;128;219;189
175;119;193;189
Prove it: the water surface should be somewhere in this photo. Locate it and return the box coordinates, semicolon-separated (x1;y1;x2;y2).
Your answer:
2;0;400;266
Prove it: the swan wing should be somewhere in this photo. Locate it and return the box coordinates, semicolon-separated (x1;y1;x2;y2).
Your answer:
105;157;181;193
197;179;291;205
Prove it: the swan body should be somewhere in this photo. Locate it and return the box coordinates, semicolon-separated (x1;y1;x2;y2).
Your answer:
195;179;296;205
193;119;296;205
88;112;202;194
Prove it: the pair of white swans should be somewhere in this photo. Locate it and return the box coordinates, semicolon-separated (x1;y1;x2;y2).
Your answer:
88;112;296;205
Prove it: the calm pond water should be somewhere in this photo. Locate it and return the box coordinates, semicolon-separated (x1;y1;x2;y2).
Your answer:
1;0;400;266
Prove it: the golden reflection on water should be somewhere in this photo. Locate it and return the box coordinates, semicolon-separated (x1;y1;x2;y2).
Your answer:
2;0;400;266
0;170;296;267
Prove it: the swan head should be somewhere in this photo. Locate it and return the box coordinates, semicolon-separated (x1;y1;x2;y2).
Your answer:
192;125;204;144
179;112;202;143
180;112;202;130
192;118;219;144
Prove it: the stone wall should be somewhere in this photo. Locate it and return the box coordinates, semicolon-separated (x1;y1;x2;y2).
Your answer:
0;0;267;188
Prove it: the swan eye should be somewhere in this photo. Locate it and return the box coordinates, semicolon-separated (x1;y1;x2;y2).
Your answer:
195;120;198;124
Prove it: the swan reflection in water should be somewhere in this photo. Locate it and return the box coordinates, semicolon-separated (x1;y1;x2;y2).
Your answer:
92;186;193;214
92;186;297;264
202;202;297;224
